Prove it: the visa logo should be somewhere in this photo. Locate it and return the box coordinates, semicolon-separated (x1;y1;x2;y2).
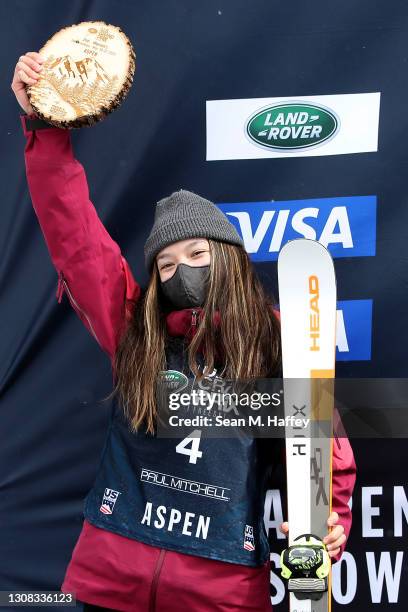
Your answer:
337;300;372;361
217;196;376;261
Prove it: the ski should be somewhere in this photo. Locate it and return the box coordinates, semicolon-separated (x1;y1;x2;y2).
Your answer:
277;238;337;612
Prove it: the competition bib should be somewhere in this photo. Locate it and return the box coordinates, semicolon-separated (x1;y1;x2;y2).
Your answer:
83;338;272;566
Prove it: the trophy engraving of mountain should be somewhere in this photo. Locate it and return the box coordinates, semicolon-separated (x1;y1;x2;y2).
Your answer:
29;53;119;119
49;55;111;85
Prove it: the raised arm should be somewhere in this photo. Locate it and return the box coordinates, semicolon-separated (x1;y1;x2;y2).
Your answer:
13;52;141;362
20;115;141;362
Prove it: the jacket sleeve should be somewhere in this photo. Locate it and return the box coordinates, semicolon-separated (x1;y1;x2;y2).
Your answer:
330;413;356;562
20;113;141;362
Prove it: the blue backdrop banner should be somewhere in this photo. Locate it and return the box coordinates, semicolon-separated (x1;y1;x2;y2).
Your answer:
2;1;407;610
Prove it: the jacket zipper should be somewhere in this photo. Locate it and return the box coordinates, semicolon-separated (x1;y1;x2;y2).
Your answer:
56;271;101;345
148;549;166;612
56;272;65;303
191;309;198;333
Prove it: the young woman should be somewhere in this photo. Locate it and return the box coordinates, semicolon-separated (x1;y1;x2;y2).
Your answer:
12;52;356;612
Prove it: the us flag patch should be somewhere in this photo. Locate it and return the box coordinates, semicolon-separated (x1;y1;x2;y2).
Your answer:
243;524;255;551
100;488;121;515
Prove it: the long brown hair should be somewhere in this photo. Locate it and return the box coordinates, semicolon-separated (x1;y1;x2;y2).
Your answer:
106;239;281;435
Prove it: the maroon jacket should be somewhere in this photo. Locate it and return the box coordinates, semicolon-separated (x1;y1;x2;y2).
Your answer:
20;113;356;611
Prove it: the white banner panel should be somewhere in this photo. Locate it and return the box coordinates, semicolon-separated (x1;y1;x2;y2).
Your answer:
206;92;381;160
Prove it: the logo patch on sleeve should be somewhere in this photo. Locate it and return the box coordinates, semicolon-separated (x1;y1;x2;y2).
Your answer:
100;488;121;515
243;524;256;551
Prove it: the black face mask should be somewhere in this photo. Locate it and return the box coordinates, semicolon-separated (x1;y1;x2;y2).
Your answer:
160;263;210;310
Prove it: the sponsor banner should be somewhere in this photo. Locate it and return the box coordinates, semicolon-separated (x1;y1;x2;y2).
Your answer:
336;299;373;362
206;93;381;160
217;196;376;261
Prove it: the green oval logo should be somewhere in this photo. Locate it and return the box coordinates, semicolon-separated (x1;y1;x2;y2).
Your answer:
159;370;189;392
246;103;339;150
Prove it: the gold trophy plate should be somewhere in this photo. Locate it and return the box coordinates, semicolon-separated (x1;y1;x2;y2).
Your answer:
27;21;136;128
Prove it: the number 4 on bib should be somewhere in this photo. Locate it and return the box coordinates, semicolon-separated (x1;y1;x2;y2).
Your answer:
277;239;337;612
176;429;203;464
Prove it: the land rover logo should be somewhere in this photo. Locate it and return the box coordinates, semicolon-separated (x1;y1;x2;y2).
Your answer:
159;370;189;392
246;103;339;150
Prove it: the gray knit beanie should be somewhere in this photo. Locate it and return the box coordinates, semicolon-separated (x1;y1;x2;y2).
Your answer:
144;189;245;271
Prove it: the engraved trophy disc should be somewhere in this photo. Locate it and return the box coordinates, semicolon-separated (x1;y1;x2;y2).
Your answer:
26;21;136;128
